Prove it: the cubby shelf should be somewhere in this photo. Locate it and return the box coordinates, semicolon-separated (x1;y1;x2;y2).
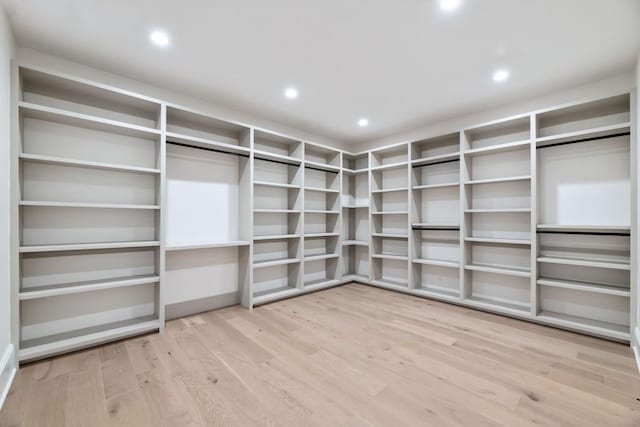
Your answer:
342;168;368;175
536;311;629;340
305;232;340;238
252;287;300;305
343;273;369;281
253;234;300;241
372;253;409;261
465;237;531;246
371;187;408;194
342;240;368;246
412;182;459;190
465;175;531;185
342;204;369;209
371;278;409;289
537;256;630;271
254;209;300;214
253;181;300;189
304;187;340;193
464;263;531;278
19;241;161;253
411;152;460;167
19;153;161;175
412;223;459;230
19;275;160;300
536;224;630;234
372;233;408;238
371;211;408;215
304;278;342;289
254;150;302;166
19;201;161;210
166;131;250;156
537;278;630;297
536;122;631;147
463;139;530;157
370;161;408;171
304;253;339;262
412;258;459;268
465;208;531;214
304;210;339;214
304;161;340;172
166;241;250;251
464;296;530;315
253;257;300;269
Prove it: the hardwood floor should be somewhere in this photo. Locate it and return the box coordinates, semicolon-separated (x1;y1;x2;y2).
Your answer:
2;283;640;426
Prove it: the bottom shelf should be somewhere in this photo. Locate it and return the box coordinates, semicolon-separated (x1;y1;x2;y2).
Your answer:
371;278;409;289
252;286;299;305
304;278;342;290
20;315;160;362
414;286;459;299
343;273;369;282
536;310;629;340
464;295;530;314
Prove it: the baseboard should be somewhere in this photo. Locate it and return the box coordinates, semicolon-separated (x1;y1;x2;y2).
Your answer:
633;328;640;374
0;344;17;411
165;291;240;320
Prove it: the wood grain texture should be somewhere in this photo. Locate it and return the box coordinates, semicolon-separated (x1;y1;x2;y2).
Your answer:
2;283;640;426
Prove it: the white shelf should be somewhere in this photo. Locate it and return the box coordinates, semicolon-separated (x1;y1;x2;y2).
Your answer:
19;241;161;253
465;208;531;214
413;258;459;268
253;181;300;189
253;234;300;241
305;232;340;238
253;257;300;269
342;273;369;282
537;278;630;297
166;241;250;251
537;256;630;271
304;160;340;172
412;182;459;190
19;101;160;139
304;210;339;214
412;223;459;230
537;224;630;234
372;233;408;239
411;152;460;167
303;278;342;289
19;275;160;300
536;311;629;341
304;253;339;262
304;186;340;193
536;122;631;147
414;287;460;300
19;316;160;362
342;204;369;209
19;201;160;210
166;131;250;156
465;175;531;185
372;187;408;194
465;237;531;246
465;296;530;314
371;278;409;289
464;263;531;278
371;211;408;215
252;287;300;305
254;149;302;165
463;139;530;157
370;161;408;171
342;168;368;175
254;209;300;214
372;253;409;261
19;153;161;175
342;240;368;246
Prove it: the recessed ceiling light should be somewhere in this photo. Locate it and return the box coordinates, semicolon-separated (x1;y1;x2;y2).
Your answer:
150;29;170;47
357;118;369;127
492;69;510;83
284;87;299;100
439;0;462;11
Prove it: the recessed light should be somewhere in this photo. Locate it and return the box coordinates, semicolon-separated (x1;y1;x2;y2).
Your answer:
357;118;369;127
493;69;510;83
439;0;462;11
150;30;170;47
284;87;299;100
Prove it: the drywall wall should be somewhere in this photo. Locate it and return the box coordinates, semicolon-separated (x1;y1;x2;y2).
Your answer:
0;7;15;409
355;72;636;153
634;54;640;352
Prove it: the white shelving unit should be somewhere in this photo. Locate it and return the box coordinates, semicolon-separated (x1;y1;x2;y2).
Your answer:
11;65;636;365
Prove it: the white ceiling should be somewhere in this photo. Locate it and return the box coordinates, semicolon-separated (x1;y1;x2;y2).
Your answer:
2;0;639;145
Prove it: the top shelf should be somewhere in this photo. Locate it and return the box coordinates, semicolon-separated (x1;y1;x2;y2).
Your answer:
537;224;630;235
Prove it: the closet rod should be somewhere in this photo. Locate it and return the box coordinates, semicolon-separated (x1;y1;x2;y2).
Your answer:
305;164;339;174
537;230;630;236
167;141;250;159
536;132;630;150
411;158;460;168
412;227;460;231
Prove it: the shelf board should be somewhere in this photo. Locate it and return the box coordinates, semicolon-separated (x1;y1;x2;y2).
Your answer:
370;278;409;289
253;234;300;241
412;182;459;190
253;181;300;189
166;241;250;251
19;241;161;253
304;160;340;172
19;275;160;301
536;224;630;234
166;131;250;156
412;223;459;230
411;152;460;167
304;253;339;262
342;273;369;282
252;286;299;305
342;240;369;246
536;311;629;341
370;161;408;171
304;186;340;193
304;278;342;289
465;208;531;214
372;187;408;194
414;287;460;300
19;315;160;362
413;258;459;268
254;209;300;214
465;175;531;185
304;210;339;214
19;201;160;210
342;168;368;175
254;150;302;166
19;153;161;175
464;262;531;278
19;101;161;139
464;139;530;157
304;232;340;238
537;278;630;297
372;233;408;239
465;237;531;246
536;122;631;147
537;256;630;271
371;211;409;215
253;257;301;269
465;296;530;314
372;253;409;261
342;204;369;209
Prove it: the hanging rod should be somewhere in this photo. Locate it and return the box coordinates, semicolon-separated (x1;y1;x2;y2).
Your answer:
304;164;339;174
254;155;301;167
412;158;460;168
167;141;250;159
536;132;630;150
412;226;460;231
537;230;630;236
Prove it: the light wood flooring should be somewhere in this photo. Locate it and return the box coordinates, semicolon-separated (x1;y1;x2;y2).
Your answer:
2;283;640;426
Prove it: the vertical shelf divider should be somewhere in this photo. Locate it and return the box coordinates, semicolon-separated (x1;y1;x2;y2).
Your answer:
530;114;538;316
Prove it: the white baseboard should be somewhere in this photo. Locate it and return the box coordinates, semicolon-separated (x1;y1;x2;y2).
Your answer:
0;344;16;411
633;328;640;375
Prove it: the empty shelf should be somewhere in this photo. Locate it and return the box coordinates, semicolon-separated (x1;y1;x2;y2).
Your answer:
304;186;340;193
412;223;459;230
19;315;160;362
466;175;531;185
371;211;409;215
342;204;369;209
166;241;250;251
19;153;161;175
166;131;250;156
252;287;299;305
253;181;300;189
19;201;160;210
536;311;629;341
372;233;408;239
370;161;408;171
413;258;459;268
304;278;342;289
342;273;369;282
414;287;460;299
372;187;408;194
305;210;339;214
372;253;408;261
304;253;339;262
371;278;409;289
253;234;300;241
253;257;300;269
342;240;368;246
305;232;340;238
537;224;630;235
411;152;460;167
537;256;630;271
464;139;530;157
342;168;368;175
254;209;300;214
412;182;459;190
465;263;531;277
465;296;530;314
465;208;531;213
465;237;531;246
536;122;631;147
19;241;161;253
304;160;340;172
254;150;302;166
19;274;160;301
537;278;630;297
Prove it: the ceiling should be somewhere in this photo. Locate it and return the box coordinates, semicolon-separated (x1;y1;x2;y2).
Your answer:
2;0;639;145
